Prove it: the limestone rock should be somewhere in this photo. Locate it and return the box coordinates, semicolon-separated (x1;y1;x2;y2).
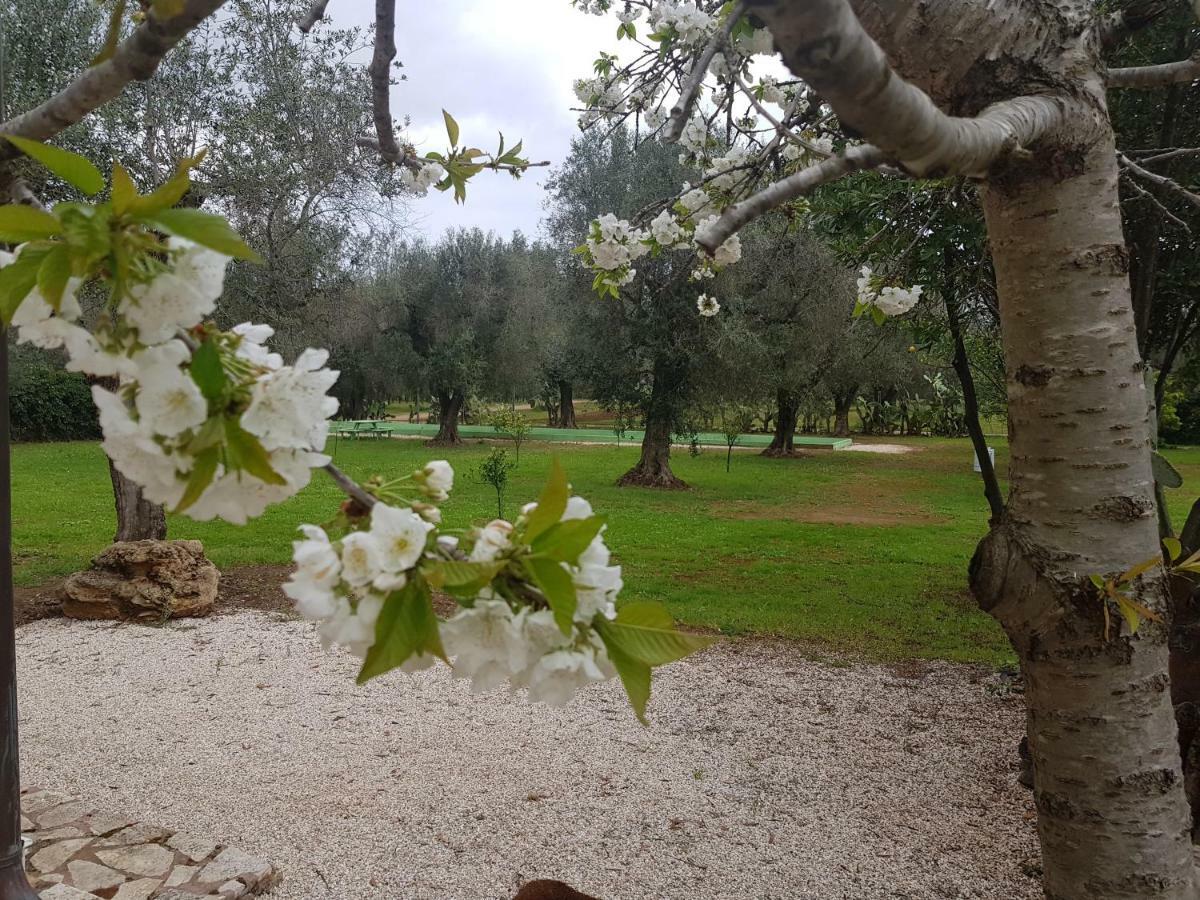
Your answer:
63;540;218;621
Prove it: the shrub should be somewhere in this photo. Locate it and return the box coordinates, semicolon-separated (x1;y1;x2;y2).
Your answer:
476;448;516;518
9;353;100;443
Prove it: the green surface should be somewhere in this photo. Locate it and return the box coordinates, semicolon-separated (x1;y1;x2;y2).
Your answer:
332;420;853;450
13;438;1200;666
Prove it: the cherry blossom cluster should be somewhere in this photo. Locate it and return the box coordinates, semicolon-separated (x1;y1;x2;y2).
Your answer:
400;161;448;196
8;238;339;524
854;265;924;320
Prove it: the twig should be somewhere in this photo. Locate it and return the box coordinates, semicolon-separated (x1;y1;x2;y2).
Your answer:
1136;148;1200;167
323;462;377;510
663;2;746;144
1118;152;1200;211
1120;173;1192;234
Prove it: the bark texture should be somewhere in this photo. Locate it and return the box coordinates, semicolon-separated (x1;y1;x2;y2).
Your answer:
558;381;577;430
972;139;1196;898
617;412;686;489
108;459;167;543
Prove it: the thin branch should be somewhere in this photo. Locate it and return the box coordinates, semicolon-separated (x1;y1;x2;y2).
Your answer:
1107;53;1200;89
295;0;333;33
696;144;890;252
1098;0;1173;50
746;0;1067;178
1136;148;1200;166
0;0;228;158
367;0;403;164
324;463;377;510
663;2;746;144
1121;173;1192;234
1119;151;1200;211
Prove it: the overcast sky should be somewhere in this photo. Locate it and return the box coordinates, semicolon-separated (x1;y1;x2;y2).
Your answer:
327;0;616;243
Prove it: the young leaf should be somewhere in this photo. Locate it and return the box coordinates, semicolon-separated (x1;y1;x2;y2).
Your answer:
358;579;447;684
36;245;72;310
442;109;460;147
110;163;138;215
128;150;206;215
1115;592;1162;636
1152;451;1184;490
423;559;502;598
1164;537;1183;563
532;515;607;565
175;446;220;513
0;246;50;323
4;136;105;196
597;601;715;666
523;459;569;542
1120;555;1162;584
189;338;227;405
598;629;651;724
141;208;261;261
224;419;286;485
0;205;62;242
91;0;128;66
525;555;577;635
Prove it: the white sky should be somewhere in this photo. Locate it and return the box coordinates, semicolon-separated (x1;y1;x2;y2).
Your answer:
328;0;617;242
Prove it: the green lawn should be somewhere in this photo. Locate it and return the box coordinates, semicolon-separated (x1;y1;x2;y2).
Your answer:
13;437;1200;667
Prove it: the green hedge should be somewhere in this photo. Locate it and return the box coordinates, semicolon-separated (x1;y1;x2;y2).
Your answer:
9;356;100;443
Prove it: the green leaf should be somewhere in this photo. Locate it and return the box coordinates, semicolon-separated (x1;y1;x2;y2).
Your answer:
1164;537;1183;563
597;601;715;667
358;579;446;684
128;151;205;216
1088;573;1107;590
223;419;286;485
4;136;105;196
189;338;227;405
1114;592;1161;636
0;245;50;323
35;245;71;310
1152;451;1184;490
423;559;502;598
0;205;61;242
91;0;127;66
175;446;219;513
598;629;651;724
523;459;569;543
442;109;460;147
525;555;577;635
110;163;138;215
532;515;607;565
141;208;260;261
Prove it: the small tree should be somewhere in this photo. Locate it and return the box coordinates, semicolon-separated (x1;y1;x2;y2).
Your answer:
720;406;756;473
476;448;516;519
491;408;532;463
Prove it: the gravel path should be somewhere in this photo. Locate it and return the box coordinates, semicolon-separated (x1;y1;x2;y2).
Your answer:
17;612;1039;900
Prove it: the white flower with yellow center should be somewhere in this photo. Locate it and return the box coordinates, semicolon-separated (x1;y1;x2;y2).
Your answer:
369;503;433;575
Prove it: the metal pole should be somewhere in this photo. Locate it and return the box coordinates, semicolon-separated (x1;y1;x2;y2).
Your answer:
0;332;37;898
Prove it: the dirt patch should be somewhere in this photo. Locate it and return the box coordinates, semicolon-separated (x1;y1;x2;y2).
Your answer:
14;581;67;628
843;442;921;454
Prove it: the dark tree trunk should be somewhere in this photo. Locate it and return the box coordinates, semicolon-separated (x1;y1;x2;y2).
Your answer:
557;381;577;429
433;390;464;445
109;459;167;542
91;377;167;542
762;389;800;457
833;390;856;437
944;280;1004;522
618;357;687;489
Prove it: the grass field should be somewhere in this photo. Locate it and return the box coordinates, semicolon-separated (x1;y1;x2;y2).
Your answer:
13;437;1200;667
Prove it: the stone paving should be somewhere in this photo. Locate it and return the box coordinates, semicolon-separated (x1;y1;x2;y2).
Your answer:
21;787;277;899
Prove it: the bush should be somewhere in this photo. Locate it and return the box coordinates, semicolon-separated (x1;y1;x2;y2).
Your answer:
9;353;100;442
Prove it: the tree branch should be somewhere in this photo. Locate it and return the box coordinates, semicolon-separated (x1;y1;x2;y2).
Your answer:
323;463;377;510
295;0;333;33
1097;0;1173;50
1121;173;1192;234
1107;53;1200;89
0;0;228;158
696;144;890;252
663;2;746;144
1119;152;1200;211
367;0;403;164
745;0;1066;178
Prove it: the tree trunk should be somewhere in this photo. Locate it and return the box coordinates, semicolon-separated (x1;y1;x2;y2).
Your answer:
433;390;463;445
91;377;167;542
944;287;1004;521
971;140;1197;898
617;410;686;489
832;391;855;437
557;380;577;429
762;389;800;457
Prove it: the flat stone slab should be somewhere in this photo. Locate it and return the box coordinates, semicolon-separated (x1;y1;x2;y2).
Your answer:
22;787;277;899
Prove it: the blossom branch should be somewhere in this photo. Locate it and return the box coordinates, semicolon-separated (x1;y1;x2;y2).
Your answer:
323;463;378;510
663;1;746;144
1106;53;1200;89
1118;151;1200;211
295;0;334;33
744;0;1066;177
0;0;228;159
695;144;890;253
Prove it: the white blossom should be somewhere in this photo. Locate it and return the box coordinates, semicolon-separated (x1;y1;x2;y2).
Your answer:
441;599;530;692
369;503;433;575
241;348;340;452
470;519;514;563
340;531;383;588
697;293;720;317
132;342;208;438
120;239;228;343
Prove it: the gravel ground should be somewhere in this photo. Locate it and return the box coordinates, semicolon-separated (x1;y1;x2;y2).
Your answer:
17;612;1040;900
